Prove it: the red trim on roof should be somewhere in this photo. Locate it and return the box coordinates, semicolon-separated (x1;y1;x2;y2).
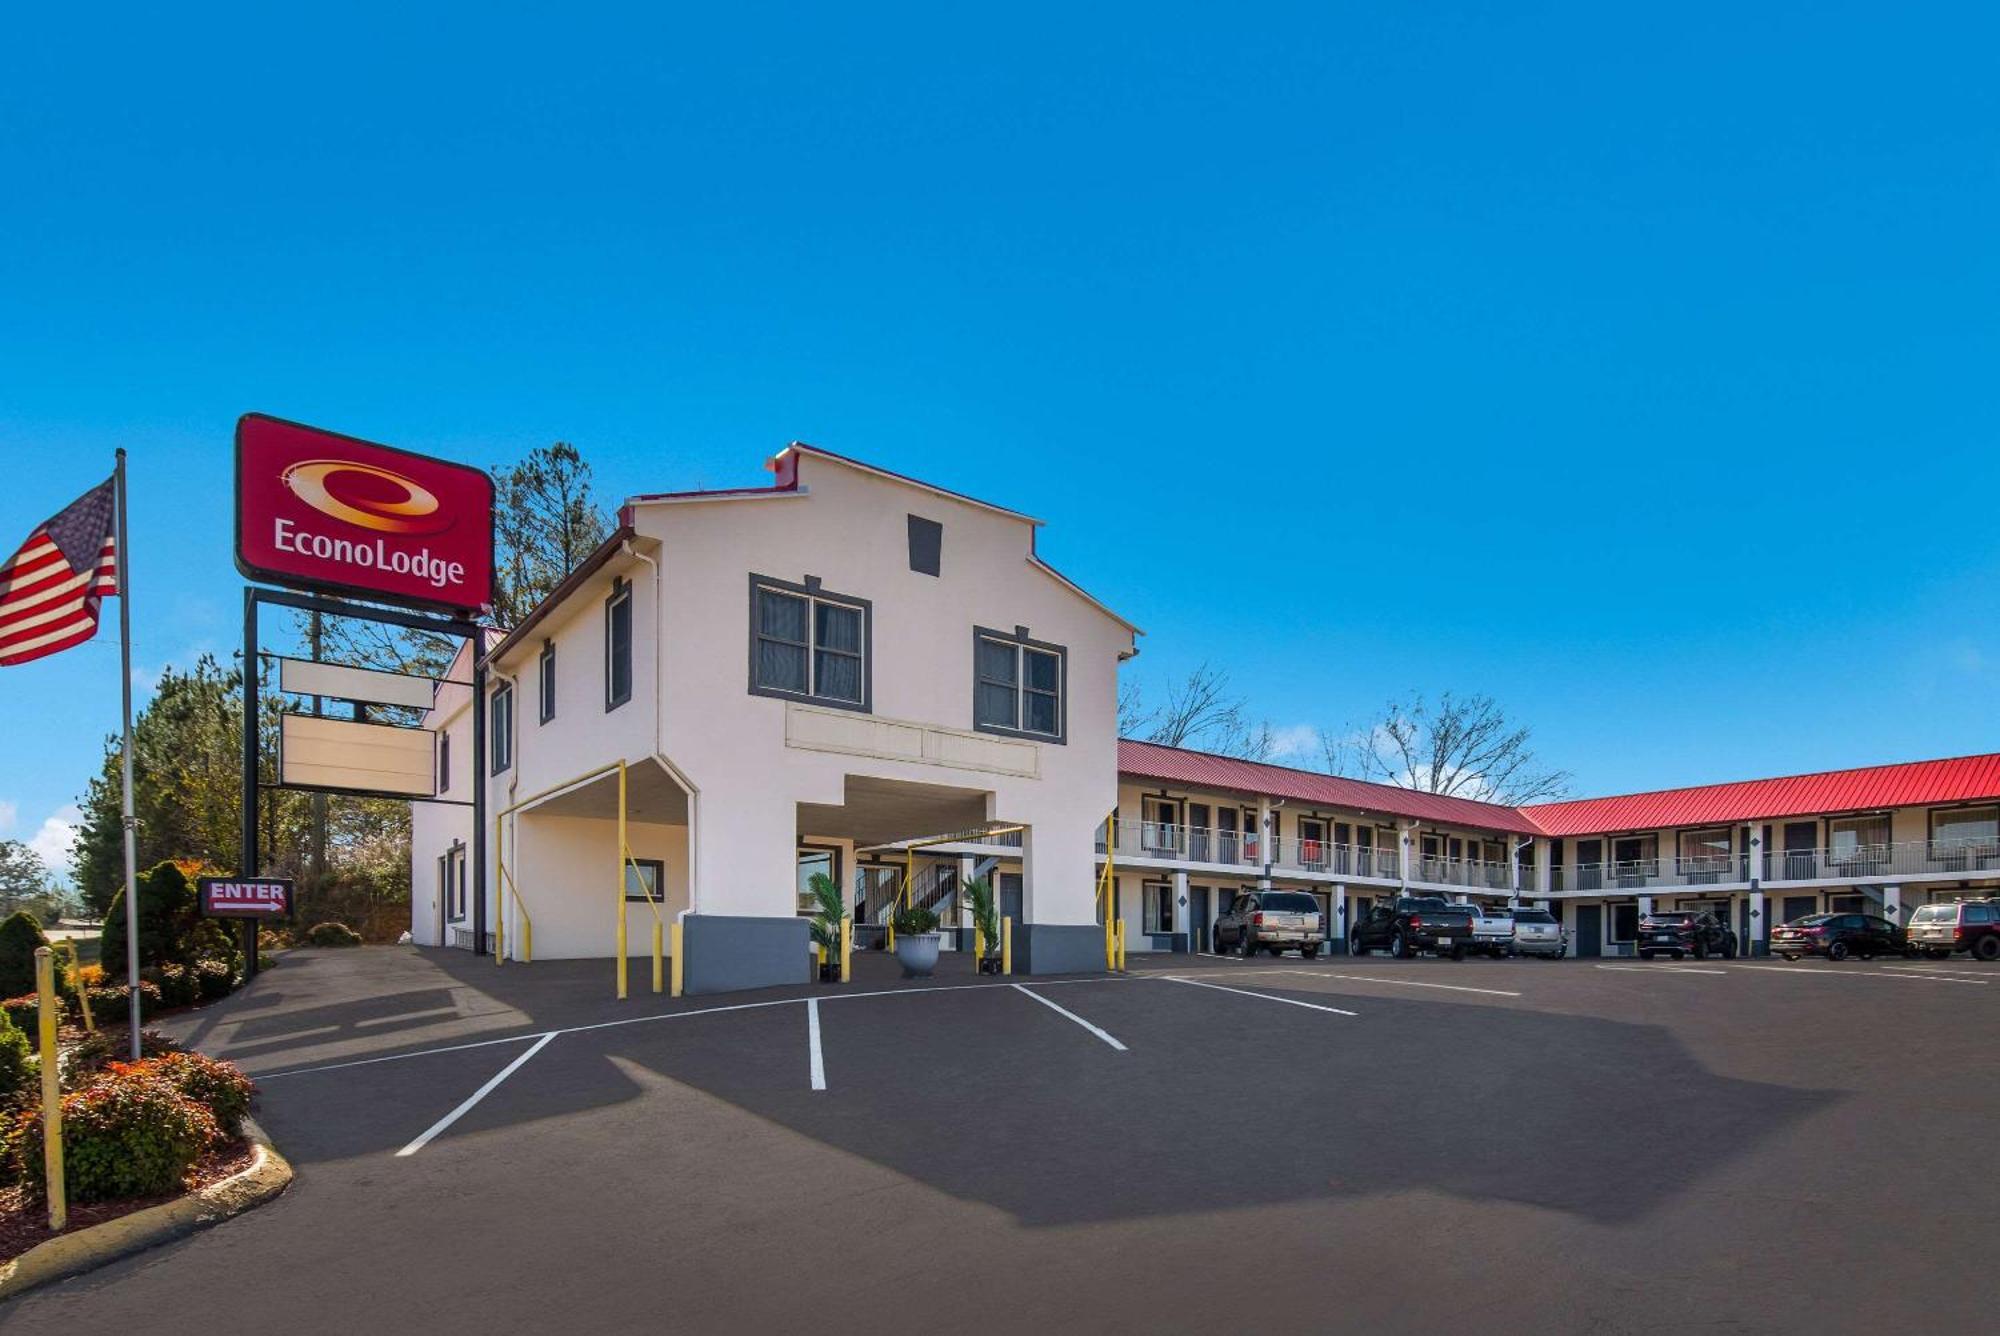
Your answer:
1520;752;2000;836
1117;739;1543;835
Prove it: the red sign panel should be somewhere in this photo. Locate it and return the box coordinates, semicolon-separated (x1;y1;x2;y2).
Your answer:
236;413;495;615
199;877;294;918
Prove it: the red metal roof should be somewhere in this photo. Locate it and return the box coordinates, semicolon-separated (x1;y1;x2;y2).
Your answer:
1519;752;2000;836
1117;739;1544;834
1120;740;2000;838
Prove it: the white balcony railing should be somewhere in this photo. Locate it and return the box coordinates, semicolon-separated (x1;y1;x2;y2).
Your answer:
1548;837;2000;893
1096;821;1403;881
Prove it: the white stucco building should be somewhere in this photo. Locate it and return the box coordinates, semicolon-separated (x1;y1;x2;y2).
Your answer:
411;443;1139;992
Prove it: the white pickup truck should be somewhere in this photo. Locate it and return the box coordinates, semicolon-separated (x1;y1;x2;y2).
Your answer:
1459;901;1515;957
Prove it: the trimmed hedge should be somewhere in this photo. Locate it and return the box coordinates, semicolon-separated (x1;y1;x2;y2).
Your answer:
63;1027;185;1090
306;921;364;948
1;992;60;1033
0;1009;29;1108
137;1052;255;1136
10;1066;220;1203
84;980;163;1022
0;911;64;999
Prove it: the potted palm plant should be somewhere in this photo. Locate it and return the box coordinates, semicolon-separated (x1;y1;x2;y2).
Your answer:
806;872;847;983
962;876;1003;974
891;904;942;978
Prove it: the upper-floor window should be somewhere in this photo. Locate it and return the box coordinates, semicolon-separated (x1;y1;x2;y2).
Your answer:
750;576;869;710
1828;814;1890;865
1929;806;1998;860
490;683;514;774
605;577;632;711
538;640;557;724
972;627;1065;742
438;729;451;794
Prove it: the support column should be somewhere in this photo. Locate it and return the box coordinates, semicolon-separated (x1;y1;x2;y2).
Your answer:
1172;868;1189;953
1748;889;1766;957
1256;797;1274;891
1333;883;1348;954
959;854;976;944
1638;895;1654;918
1745;821;1765;956
1534;838;1551;897
1882;883;1902;927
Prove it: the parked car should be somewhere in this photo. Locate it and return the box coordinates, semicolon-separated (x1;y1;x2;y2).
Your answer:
1461;901;1514;957
1770;912;1910;962
1349;896;1474;960
1636;910;1738;961
1904;900;2000;960
1509;907;1566;958
1215;890;1325;958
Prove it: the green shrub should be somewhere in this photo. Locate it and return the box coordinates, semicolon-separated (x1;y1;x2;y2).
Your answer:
63;1027;184;1091
0;911;64;999
305;921;363;948
2;993;60;1033
85;980;162;1021
891;904;940;935
194;957;237;1002
0;1009;30;1108
143;1052;255;1136
99;862;241;975
9;1067;220;1203
146;963;199;1008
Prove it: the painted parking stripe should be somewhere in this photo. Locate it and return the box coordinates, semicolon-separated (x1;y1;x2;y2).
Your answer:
1879;964;1995;978
395;1031;557;1157
261;976;1141;1081
807;998;827;1091
1593;964;1728;976
1012;983;1128;1051
1727;965;1989;985
1272;969;1522;998
1155;975;1358;1016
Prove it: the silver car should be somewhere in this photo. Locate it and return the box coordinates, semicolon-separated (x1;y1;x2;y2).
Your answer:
1510;907;1566;958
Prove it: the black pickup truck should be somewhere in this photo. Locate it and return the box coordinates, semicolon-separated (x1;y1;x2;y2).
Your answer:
1349;896;1476;959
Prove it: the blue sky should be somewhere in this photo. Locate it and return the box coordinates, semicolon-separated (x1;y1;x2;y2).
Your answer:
3;2;1996;878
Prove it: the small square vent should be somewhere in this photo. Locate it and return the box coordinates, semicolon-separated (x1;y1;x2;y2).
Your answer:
907;514;942;576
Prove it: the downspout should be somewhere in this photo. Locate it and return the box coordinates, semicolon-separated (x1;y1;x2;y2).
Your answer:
490;661;521;959
623;542;699;915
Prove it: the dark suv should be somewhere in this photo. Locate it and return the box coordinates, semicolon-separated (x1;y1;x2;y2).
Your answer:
1770;912;1909;962
1905;900;2000;960
1636;910;1737;961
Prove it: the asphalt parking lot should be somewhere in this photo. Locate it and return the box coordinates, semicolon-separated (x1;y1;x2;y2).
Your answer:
5;945;1996;1334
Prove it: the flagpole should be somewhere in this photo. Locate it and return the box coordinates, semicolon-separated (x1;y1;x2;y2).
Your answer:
115;449;142;1058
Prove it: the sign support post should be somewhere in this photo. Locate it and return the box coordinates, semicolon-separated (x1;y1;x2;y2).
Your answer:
241;588;262;979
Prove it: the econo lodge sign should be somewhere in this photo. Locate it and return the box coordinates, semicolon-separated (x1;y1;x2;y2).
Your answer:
235;413;495;615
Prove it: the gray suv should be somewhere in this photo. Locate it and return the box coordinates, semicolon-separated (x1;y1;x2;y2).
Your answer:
1215;890;1325;958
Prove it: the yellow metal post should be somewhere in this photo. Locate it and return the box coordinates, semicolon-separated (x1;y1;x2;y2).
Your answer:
840;917;852;983
652;919;664;994
1001;916;1013;976
973;920;984;968
669;920;684;997
55;940;93;1033
35;947;65;1232
1117;918;1128;971
616;762;630;999
494;814;506;965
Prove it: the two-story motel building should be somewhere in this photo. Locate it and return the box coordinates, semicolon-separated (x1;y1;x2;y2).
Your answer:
413;445;2000;987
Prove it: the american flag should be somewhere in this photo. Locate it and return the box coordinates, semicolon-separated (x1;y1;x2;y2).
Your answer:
0;476;120;667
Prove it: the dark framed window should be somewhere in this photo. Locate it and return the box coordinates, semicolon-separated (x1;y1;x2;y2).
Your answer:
624;857;665;904
606;577;632;711
749;576;870;710
538;640;556;724
907;514;942;576
490;683;513;774
796;844;843;915
971;626;1066;742
438;729;451;794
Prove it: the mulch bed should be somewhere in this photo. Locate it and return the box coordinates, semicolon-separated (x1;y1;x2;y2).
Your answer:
0;1137;255;1265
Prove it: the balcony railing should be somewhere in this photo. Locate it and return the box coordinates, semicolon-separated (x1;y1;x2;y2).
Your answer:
1408;855;1518;892
1096;821;1402;881
1541;837;2000;894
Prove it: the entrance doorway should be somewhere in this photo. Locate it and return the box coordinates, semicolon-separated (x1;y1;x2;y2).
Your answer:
999;872;1023;926
1781;895;1817;927
1575;903;1603;957
1191;885;1211;951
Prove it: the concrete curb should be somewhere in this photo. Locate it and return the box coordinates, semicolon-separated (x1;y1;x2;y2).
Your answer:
0;1115;292;1302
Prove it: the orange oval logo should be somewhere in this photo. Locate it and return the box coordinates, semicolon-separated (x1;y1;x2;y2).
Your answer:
281;460;451;535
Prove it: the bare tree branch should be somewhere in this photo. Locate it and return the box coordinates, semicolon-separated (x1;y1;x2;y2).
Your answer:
1322;692;1570;804
1122;663;1278;761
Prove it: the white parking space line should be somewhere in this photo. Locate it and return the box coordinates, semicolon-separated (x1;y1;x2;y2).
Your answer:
396;1031;557;1157
1727;965;1989;985
1156;975;1358;1016
1272;969;1521;998
807;998;827;1091
262;1030;552;1081
1879;964;1994;978
1012;984;1128;1050
1593;964;1728;976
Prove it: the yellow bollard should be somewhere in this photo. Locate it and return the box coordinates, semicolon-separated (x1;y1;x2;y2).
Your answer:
669;921;684;998
840;918;852;983
521;914;532;964
652;920;664;994
616;902;629;1001
35;947;65;1232
973;921;984;971
1001;916;1013;976
1117;918;1128;971
56;941;94;1033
